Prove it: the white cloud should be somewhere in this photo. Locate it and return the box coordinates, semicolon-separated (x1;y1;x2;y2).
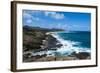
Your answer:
23;12;32;19
44;12;65;19
26;19;32;24
23;12;40;21
57;23;68;29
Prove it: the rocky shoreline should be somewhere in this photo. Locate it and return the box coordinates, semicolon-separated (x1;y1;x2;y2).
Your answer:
23;26;90;62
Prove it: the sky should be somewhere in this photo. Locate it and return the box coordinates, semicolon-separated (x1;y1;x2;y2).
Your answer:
23;10;91;31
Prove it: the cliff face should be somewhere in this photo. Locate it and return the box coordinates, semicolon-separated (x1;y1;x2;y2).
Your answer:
23;26;63;62
23;26;90;62
23;31;46;51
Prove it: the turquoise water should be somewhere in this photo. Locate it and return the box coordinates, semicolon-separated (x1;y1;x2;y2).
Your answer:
57;31;91;48
49;31;91;56
32;31;91;57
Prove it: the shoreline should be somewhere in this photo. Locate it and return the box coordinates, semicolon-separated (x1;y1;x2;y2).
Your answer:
23;27;91;62
23;53;91;62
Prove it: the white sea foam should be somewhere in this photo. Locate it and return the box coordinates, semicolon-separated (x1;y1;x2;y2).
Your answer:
32;32;90;56
51;33;91;55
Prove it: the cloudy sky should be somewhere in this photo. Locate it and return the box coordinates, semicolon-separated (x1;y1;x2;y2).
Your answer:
23;10;91;31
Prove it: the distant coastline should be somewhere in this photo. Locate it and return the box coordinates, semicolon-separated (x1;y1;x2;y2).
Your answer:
23;26;90;62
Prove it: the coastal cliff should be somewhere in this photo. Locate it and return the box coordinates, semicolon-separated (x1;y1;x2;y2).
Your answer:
23;26;64;62
23;26;90;62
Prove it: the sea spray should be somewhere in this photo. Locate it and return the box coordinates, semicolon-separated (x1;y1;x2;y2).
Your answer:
50;32;91;56
32;31;91;57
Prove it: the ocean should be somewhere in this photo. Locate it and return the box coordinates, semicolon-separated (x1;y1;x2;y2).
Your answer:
31;31;91;57
47;31;91;56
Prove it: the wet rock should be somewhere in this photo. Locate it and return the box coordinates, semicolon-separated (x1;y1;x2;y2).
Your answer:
41;34;62;50
71;52;90;59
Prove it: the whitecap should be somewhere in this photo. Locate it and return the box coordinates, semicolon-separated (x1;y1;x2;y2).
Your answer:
51;32;91;55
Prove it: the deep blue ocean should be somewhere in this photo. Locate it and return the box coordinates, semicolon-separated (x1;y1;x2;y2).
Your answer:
57;31;91;48
32;31;91;56
48;31;91;56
